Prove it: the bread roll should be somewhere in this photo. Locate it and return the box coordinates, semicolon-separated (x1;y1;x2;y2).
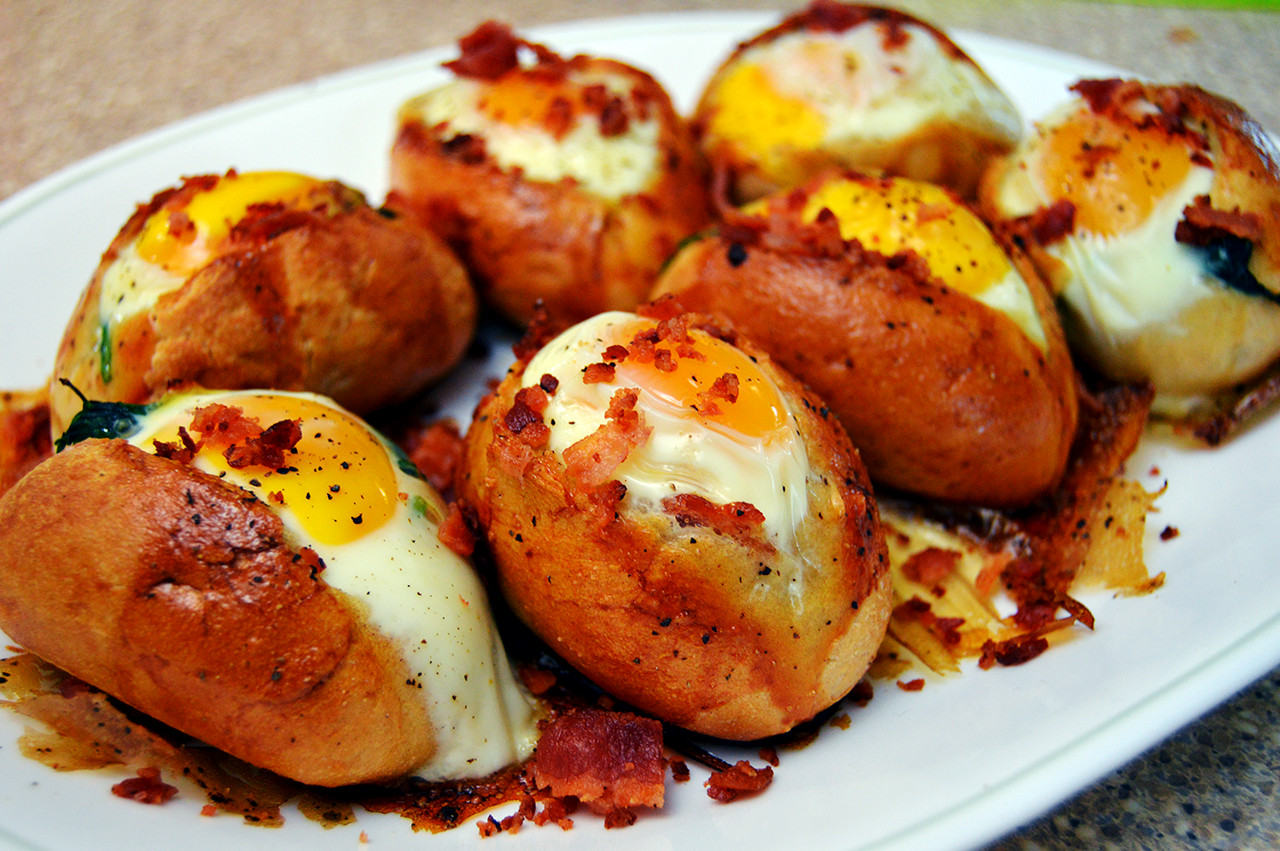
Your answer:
459;306;892;740
49;170;477;437
653;172;1079;507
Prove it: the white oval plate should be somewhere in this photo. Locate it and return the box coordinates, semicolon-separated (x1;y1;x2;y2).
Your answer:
1;11;1278;851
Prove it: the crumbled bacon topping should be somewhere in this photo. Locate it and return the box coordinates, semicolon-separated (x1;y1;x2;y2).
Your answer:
662;493;769;549
111;767;178;805
401;419;465;495
532;710;665;810
1175;194;1264;246
438;503;477;557
562;389;652;490
900;547;959;586
704;760;773;803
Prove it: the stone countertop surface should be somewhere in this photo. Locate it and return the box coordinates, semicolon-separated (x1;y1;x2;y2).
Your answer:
2;1;1278;849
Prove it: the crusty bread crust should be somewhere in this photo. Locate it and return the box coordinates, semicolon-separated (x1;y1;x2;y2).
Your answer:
459;326;891;740
387;56;712;328
0;439;435;787
652;226;1078;508
49;185;476;436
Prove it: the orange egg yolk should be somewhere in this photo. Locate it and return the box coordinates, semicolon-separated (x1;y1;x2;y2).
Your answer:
708;62;826;157
797;177;1012;297
611;319;790;442
135;171;332;278
147;393;398;546
1038;107;1197;238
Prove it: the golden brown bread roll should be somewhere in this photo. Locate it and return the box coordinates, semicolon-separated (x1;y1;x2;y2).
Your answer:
387;21;712;327
653;172;1079;507
0;389;541;786
459;306;892;740
49;170;477;437
979;78;1280;418
692;1;1021;204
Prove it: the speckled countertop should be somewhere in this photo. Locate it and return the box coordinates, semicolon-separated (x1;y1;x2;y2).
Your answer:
2;2;1279;849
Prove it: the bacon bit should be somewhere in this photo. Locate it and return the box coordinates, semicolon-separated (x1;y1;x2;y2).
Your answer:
438;503;477;557
705;760;773;803
512;304;568;364
1160;525;1180;541
708;372;739;404
1175;195;1264;245
597;95;630;138
652;349;676;373
603;808;637;829
978;634;1049;669
892;596;965;647
897;678;926;692
532;710;665;809
111;766;177;805
530;796;577;829
758;747;779;767
403;419;465;495
189;403;262;446
563;390;651;489
582;362;617;384
223;419;302;470
636;295;687;323
539;373;560;394
492;433;536;477
440;133;488;164
829;713;852;730
268;490;285;504
152;426;201;465
1026;198;1076;245
900;547;960;586
443;20;522;80
670;759;691;783
200;804;218;817
662;493;769;549
601;344;629;363
519;665;557;696
504;389;546;434
586;479;628;525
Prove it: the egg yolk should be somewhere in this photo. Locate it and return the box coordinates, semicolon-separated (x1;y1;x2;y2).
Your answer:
610;318;790;442
799;177;1012;297
707;63;826;157
135;171;332;278
146;392;398;546
478;75;589;130
1038;107;1197;238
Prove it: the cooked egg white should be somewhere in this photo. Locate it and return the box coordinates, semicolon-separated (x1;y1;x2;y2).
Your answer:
788;175;1047;349
522;311;812;553
126;389;541;781
703;24;1020;179
400;68;661;200
990;100;1280;412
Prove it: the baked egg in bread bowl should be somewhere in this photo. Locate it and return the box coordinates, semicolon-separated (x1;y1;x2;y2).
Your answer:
458;304;892;741
387;21;712;328
980;78;1280;418
48;170;477;438
0;389;540;787
692;1;1021;204
653;172;1078;507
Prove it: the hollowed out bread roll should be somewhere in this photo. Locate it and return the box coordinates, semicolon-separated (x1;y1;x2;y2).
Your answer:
49;170;477;437
653;173;1078;507
387;21;712;327
0;390;540;786
692;1;1021;204
0;439;435;787
979;78;1280;418
459;306;892;740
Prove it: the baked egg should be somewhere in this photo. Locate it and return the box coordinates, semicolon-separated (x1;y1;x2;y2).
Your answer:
74;388;542;781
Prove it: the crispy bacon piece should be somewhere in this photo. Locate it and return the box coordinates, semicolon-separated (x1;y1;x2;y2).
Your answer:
662;493;769;549
111;767;177;805
222;419;302;470
1175;194;1264;245
705;760;773;803
438;503;477;557
1027;198;1076;245
532;710;665;810
900;547;959;586
152;426;201;465
442;20;522;80
402;419;465;495
582;362;617;384
189;404;262;447
892;597;965;647
562;390;651;489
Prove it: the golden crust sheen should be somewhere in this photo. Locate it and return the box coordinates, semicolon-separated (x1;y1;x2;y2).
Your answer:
459;334;891;741
49;191;477;436
387;58;712;328
652;235;1078;507
0;439;435;787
